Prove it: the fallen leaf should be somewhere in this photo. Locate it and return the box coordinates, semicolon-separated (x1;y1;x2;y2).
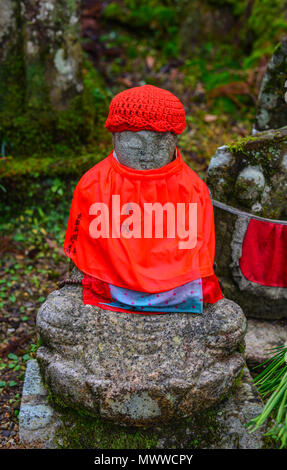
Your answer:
118;77;133;87
170;68;178;80
204;114;217;123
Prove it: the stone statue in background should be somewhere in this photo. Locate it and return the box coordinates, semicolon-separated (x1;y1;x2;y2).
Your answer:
207;113;287;323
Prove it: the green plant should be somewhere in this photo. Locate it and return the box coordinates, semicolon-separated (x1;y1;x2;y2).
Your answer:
7;353;21;372
248;345;287;448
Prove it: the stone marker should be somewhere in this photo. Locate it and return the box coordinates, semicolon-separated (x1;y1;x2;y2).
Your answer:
19;360;59;448
255;38;287;132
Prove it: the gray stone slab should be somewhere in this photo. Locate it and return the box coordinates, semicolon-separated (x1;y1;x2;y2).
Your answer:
21;359;47;397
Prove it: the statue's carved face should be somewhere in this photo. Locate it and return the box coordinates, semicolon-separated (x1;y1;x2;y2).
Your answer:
113;130;177;170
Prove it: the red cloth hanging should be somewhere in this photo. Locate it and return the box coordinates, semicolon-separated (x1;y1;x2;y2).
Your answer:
239;218;287;288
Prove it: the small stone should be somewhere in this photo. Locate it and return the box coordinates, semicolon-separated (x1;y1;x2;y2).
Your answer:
36;280;246;426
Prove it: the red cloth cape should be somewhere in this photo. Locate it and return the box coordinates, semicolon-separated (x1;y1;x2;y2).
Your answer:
64;150;216;293
239;219;287;288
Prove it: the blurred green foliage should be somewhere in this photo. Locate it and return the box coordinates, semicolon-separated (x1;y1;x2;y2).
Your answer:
1;0;287;191
0;175;77;249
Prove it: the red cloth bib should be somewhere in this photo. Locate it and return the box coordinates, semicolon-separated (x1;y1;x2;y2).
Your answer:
64;150;215;293
82;274;223;314
239;219;287;288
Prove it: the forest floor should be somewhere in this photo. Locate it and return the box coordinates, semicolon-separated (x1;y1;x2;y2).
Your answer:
0;86;263;450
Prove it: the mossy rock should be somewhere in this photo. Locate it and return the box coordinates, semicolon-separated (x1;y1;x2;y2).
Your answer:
27;366;265;449
207;126;287;319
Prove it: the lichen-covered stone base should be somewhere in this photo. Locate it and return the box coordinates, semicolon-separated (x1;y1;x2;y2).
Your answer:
19;361;266;449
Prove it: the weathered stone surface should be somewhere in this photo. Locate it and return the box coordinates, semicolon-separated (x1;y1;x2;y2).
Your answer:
207;126;287;320
36;273;246;426
19;359;59;448
155;368;265;449
245;319;287;366
256;38;287;132
19;362;265;449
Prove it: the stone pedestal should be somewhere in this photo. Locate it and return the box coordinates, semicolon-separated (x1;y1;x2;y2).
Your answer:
19;360;265;449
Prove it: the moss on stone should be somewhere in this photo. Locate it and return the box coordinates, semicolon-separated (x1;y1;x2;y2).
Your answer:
0;1;25;116
225;128;287;187
227;130;287;157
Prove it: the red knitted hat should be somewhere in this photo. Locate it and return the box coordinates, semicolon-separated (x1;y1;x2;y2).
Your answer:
105;85;186;135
